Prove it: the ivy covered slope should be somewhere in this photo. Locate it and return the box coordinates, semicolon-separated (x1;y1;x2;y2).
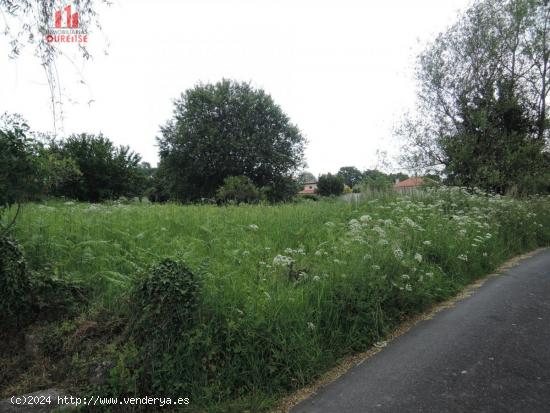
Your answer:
4;188;550;411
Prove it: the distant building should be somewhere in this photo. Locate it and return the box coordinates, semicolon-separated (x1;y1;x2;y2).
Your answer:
298;180;318;195
394;177;437;193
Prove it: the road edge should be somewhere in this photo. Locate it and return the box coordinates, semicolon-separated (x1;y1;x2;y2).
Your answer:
272;247;548;413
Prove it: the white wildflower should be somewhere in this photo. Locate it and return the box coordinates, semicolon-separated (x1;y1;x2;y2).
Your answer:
248;224;259;231
414;253;423;263
423;240;432;246
360;214;371;223
307;322;316;331
457;254;468;261
393;247;404;260
273;255;294;266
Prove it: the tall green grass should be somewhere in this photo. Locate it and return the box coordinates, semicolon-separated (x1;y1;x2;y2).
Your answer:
7;188;550;411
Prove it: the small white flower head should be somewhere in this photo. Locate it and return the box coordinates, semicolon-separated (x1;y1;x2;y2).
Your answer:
405;283;413;292
425;271;434;277
360;214;371;223
457;254;468;262
378;239;389;246
373;226;386;237
324;221;336;227
312;275;321;282
393;247;404;261
482;252;488;257
414;253;423;263
401;274;410;280
314;250;323;256
423;240;432;246
248;224;259;231
363;254;372;261
273;255;294;266
371;264;381;270
307;322;316;331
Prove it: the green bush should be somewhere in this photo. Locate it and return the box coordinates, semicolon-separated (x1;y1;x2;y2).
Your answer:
113;259;201;394
130;259;200;342
216;176;260;204
317;173;344;196
0;235;84;329
261;175;300;203
0;236;33;328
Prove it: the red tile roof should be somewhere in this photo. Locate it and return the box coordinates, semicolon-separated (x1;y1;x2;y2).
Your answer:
395;177;425;188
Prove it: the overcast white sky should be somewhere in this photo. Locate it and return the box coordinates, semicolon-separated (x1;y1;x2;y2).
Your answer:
0;0;471;175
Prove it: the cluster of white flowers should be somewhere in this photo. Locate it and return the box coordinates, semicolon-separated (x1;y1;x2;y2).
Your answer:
393;247;404;260
248;224;259;231
403;217;424;231
372;226;386;237
414;253;423;263
457;254;468;261
273;255;294;266
284;247;305;256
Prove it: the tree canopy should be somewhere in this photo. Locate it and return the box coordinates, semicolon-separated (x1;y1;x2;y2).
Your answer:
337;166;364;188
157;79;306;201
400;0;550;194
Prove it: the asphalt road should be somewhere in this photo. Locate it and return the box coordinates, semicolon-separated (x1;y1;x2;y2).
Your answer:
291;249;550;413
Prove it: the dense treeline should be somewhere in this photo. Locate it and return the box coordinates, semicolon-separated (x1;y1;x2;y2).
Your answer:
0;114;149;206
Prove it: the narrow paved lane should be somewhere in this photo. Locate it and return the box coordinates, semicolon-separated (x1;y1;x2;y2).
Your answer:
292;249;550;413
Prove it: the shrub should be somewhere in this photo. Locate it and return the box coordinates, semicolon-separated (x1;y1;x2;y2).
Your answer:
317;173;344;196
0;235;81;329
129;259;200;343
120;259;200;393
261;176;300;203
216;176;260;204
0;236;33;328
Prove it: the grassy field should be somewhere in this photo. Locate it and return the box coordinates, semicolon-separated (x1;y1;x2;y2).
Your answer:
4;188;550;411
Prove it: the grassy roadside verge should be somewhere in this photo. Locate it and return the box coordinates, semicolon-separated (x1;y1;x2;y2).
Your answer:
1;188;549;411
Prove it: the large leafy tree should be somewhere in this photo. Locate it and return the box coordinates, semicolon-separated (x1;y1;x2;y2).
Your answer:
317;173;344;196
400;0;550;194
158;80;306;201
0;114;40;214
50;133;145;202
337;166;363;188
